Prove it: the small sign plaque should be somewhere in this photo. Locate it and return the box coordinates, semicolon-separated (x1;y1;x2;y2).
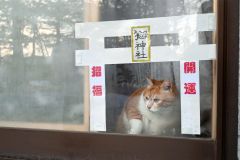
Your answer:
131;26;151;62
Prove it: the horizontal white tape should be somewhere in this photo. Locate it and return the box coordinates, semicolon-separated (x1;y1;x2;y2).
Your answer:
75;44;216;66
75;13;215;38
75;14;215;50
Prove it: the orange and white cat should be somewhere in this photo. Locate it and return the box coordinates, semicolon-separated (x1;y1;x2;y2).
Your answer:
116;78;180;136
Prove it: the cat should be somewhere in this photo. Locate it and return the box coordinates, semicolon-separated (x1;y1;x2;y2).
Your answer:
116;78;180;136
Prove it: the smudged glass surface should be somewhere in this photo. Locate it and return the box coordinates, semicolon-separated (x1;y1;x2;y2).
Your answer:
0;0;214;136
0;0;86;125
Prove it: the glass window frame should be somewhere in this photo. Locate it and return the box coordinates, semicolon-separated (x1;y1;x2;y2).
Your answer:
0;0;238;160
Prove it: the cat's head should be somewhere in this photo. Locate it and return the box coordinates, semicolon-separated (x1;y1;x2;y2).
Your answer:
142;78;178;112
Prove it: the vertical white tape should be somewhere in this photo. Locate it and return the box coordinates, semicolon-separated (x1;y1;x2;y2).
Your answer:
89;65;106;131
180;61;201;135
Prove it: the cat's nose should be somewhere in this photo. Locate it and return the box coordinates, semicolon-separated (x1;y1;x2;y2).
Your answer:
147;105;151;109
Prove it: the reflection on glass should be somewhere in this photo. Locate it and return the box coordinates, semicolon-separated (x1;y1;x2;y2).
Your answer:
0;0;88;130
0;0;214;137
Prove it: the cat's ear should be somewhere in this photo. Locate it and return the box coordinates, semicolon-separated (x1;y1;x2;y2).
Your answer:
146;77;153;86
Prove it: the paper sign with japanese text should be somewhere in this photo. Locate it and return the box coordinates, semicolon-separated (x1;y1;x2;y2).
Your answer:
180;61;200;135
89;65;106;131
75;14;217;133
131;26;151;62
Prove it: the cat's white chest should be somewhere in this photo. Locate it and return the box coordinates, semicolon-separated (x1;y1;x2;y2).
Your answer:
141;114;172;135
138;95;179;135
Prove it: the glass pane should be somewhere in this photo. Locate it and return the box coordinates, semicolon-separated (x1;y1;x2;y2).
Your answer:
0;0;88;131
0;0;216;139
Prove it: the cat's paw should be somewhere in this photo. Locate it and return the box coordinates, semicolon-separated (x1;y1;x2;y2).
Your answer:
128;119;143;134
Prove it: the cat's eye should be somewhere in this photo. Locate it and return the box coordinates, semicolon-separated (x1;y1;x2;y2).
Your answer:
153;98;160;102
145;97;149;100
163;85;171;91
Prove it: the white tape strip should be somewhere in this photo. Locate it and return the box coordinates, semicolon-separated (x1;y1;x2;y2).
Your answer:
89;65;106;131
75;14;216;51
75;44;216;66
180;61;200;135
75;13;216;40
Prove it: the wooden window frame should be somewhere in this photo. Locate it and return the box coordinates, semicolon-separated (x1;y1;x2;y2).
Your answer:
0;0;238;159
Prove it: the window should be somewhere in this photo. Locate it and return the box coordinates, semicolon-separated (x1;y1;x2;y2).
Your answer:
0;0;238;160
